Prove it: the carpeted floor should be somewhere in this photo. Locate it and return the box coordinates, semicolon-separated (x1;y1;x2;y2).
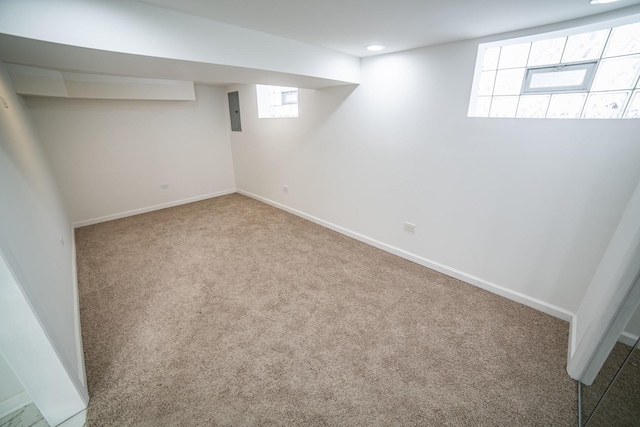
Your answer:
76;193;576;426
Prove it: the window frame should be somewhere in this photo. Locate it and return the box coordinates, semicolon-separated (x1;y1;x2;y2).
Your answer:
522;61;598;94
281;90;298;105
256;84;299;119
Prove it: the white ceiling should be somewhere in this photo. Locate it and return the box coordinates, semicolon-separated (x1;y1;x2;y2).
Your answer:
1;0;639;89
138;0;640;57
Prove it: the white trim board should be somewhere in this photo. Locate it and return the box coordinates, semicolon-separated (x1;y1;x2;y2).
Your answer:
237;189;574;322
0;391;31;420
568;276;640;383
569;314;578;360
73;189;236;228
619;331;640;347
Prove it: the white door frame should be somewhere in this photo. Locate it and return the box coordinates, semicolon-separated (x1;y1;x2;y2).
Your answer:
567;178;640;385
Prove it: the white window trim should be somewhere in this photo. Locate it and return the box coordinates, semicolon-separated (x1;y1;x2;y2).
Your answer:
256;84;299;119
522;61;598;94
281;90;298;105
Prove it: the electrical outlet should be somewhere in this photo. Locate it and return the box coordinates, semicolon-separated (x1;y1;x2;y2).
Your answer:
282;185;288;193
160;184;169;189
1;96;8;108
404;222;416;233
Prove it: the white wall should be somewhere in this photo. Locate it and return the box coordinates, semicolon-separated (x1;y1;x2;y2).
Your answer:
230;36;640;318
27;85;236;226
0;60;87;423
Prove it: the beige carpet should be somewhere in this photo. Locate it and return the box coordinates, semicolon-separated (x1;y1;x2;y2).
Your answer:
76;194;576;426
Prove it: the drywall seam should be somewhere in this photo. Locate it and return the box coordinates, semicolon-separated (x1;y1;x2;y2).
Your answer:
237;189;574;322
72;189;236;228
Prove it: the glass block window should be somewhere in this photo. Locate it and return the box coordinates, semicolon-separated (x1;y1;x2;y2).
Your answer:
256;84;299;118
469;20;640;119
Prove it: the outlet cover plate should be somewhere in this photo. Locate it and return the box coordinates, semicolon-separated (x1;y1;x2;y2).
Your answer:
404;222;416;232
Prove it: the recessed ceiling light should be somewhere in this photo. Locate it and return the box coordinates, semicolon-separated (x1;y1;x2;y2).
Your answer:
365;44;386;52
590;0;620;4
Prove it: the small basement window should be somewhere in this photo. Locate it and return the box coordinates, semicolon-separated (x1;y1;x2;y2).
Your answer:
256;84;299;118
523;62;597;94
469;18;640;119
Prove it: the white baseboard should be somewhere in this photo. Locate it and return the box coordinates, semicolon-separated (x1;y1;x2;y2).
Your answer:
568;315;578;361
57;409;86;427
237;189;574;322
73;189;236;228
0;391;31;419
619;331;640;346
